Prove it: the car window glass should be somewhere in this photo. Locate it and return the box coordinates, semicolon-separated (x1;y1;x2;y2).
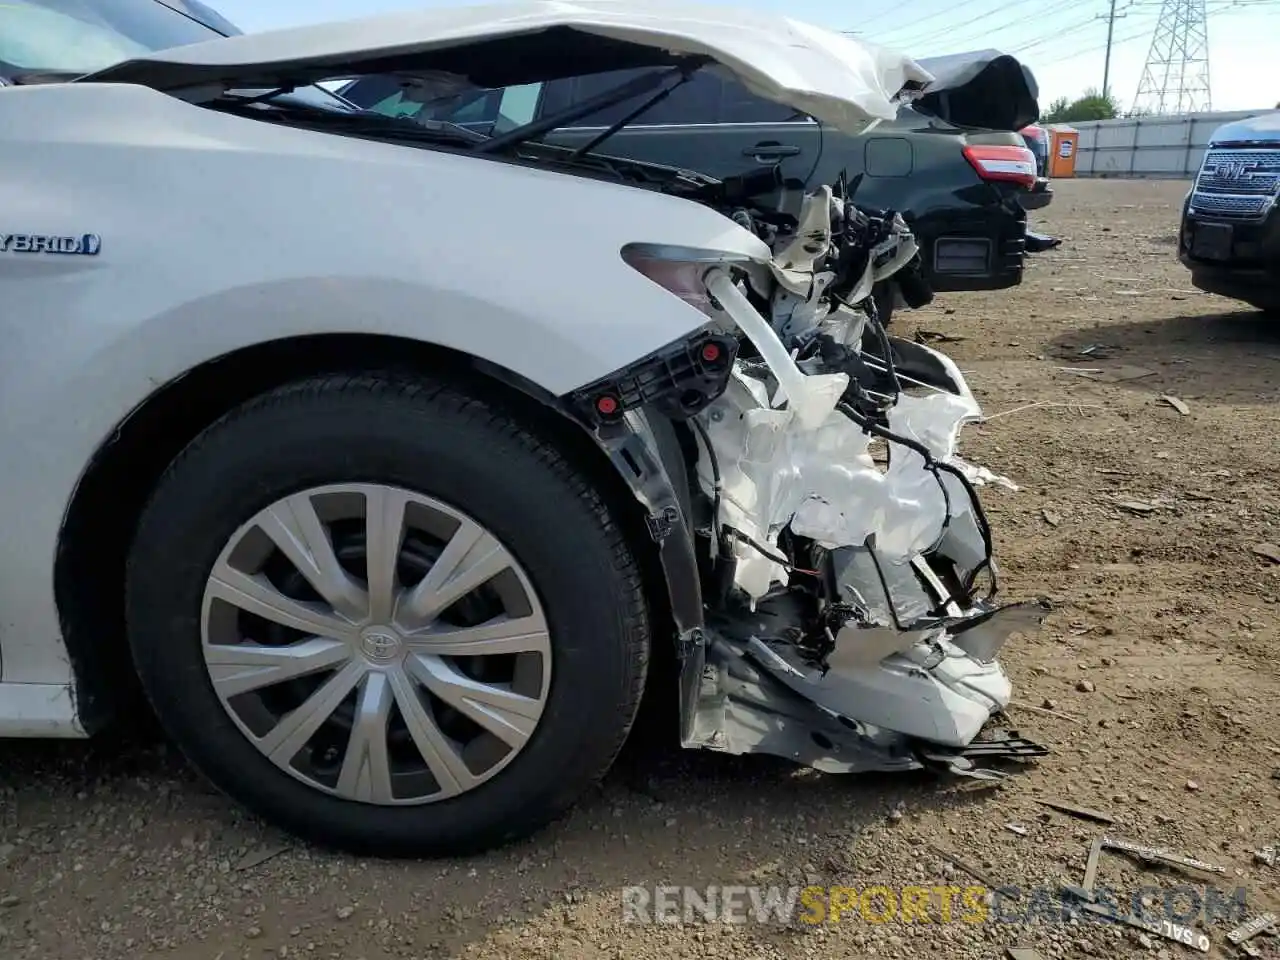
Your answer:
498;83;542;128
445;92;499;125
548;68;720;126
350;81;500;128
367;91;413;118
536;69;805;126
0;0;222;74
345;69;804;131
719;81;807;124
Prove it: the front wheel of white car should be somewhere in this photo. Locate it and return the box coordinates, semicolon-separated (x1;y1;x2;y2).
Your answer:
125;374;650;857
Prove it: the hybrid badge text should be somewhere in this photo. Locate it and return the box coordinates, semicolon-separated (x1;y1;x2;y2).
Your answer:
0;233;101;255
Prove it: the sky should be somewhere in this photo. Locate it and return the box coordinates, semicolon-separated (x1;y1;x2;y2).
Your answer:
209;0;1278;115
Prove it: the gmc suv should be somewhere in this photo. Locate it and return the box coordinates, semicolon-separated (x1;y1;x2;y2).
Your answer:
342;51;1041;306
1179;111;1280;315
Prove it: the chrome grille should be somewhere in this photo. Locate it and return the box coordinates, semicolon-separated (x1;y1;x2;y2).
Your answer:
1191;148;1280;220
1189;192;1271;218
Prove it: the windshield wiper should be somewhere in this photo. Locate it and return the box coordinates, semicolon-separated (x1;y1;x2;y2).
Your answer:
217;86;297;105
476;57;708;156
567;74;690;160
213;94;486;146
7;69;83;85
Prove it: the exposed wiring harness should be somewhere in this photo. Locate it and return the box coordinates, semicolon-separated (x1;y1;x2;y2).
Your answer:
835;401;954;560
688;416;723;553
836;400;996;604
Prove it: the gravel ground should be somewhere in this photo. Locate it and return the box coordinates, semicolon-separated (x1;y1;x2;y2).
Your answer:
2;178;1279;960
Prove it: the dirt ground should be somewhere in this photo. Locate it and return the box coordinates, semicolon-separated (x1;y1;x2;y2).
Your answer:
2;178;1278;960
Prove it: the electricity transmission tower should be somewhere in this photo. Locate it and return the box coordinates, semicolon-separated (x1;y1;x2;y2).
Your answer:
1131;0;1212;115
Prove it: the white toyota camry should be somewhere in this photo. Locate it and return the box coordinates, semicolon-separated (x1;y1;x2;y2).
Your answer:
0;0;1047;857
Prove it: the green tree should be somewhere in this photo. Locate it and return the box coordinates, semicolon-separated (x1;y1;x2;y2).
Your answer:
1043;88;1121;123
1044;96;1070;121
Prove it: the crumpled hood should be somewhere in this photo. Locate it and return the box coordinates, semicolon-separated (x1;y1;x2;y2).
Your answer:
79;0;933;134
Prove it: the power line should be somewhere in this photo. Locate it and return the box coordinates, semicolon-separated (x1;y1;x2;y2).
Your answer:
848;0;1273;50
846;0;973;34
873;0;1046;49
1130;0;1277;7
1033;23;1154;68
1009;15;1107;54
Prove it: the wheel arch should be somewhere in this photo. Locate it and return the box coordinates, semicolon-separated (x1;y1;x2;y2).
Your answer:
54;333;680;731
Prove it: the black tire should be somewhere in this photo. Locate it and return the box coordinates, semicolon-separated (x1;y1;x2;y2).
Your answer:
125;373;650;857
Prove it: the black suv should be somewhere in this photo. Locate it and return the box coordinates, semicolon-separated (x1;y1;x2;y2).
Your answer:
1179;111;1280;315
342;51;1041;303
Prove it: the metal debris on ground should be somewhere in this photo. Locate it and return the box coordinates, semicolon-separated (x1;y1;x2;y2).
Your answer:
1251;544;1280;565
1160;395;1191;415
1005;823;1029;837
926;843;1019;898
1101;836;1225;876
1058;834;1225;952
234;842;290;871
914;329;966;344
1037;800;1115;824
1061;837;1103;904
1183;490;1226;503
1227;912;1278;945
1083;836;1104;891
1254;845;1277;867
1079;901;1211;952
1117;500;1159;515
1065;364;1158;383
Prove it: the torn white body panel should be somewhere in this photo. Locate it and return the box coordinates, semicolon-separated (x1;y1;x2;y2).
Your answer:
697;181;1012;606
684;200;1037;758
694;328;1012;603
750;633;1012;746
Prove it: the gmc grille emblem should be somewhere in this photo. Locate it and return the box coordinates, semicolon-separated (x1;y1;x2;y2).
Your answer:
1213;160;1259;180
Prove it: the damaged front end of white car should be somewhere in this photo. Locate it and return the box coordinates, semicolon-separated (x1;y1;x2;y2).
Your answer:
570;179;1050;780
81;0;1048;782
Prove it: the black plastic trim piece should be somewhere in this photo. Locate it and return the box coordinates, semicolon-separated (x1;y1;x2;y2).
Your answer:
569;329;739;427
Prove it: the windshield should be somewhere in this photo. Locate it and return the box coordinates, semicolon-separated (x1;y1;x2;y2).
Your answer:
0;0;224;75
154;0;241;36
0;0;353;113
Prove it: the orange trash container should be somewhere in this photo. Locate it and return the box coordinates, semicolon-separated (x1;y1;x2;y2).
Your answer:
1047;125;1079;178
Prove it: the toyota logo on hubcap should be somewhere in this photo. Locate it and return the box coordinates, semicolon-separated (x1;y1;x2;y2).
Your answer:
360;630;401;662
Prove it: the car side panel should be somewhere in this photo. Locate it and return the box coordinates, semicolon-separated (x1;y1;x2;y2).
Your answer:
0;82;770;688
544;122;825;184
537;81;1028;293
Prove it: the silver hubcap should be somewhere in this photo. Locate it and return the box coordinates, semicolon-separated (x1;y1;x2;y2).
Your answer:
200;483;552;805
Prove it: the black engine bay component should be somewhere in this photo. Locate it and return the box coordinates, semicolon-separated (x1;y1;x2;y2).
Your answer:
569;329;740;427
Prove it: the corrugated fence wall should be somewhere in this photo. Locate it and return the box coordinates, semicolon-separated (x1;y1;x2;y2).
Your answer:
1071;110;1268;179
